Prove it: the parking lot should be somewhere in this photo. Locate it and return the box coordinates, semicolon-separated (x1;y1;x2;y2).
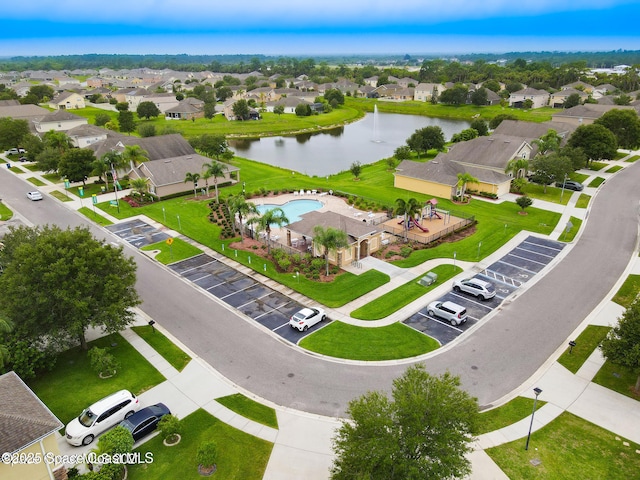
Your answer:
405;236;566;345
107;219;170;248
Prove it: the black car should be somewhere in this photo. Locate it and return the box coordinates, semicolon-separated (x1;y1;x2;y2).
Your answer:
119;403;171;441
556;180;584;191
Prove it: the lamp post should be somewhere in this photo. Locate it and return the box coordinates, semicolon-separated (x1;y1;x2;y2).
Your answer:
560;173;568;202
525;387;542;450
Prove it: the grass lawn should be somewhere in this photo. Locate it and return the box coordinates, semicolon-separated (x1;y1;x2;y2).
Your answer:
588;161;608;171
300;321;440;360
575;193;591;209
625;155;640;163
605;165;623;173
559;216;582;243
611;274;640;308
127;409;272;480
50;190;73;202
593;361;640;401
588;176;605;188
131;325;192;372
141;238;203;265
43;172;62;183
520;183;570;205
557;325;611;374
26;176;46;186
486;412;640;480
27;333;165;426
215;393;278;429
0;200;13;221
571;172;589;183
77;206;113;226
350;264;461;320
477;397;546;435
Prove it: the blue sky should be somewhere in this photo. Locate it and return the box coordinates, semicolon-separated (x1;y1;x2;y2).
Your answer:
0;1;639;57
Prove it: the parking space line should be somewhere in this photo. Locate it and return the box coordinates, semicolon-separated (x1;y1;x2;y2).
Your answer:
220;283;256;300
449;292;494;310
206;280;227;291
236;291;275;310
482;270;523;288
273;322;291;332
253;300;296;320
495;259;539;276
515;245;557;260
192;273;213;283
507;252;548;267
177;259;219;275
523;239;564;253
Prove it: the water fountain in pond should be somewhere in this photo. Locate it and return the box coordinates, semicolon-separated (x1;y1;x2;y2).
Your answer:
372;104;382;143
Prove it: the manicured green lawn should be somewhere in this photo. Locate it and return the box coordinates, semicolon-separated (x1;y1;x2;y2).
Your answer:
571;172;589;183
43;172;62;183
625;155;639;163
477;397;546;435
521;183;570;205
26;176;46;186
605;165;623;173
0;200;13;220
593;361;640;401
216;393;278;429
300;321;440;360
127;409;272;480
487;412;640;479
27;333;165;426
559;216;582;243
611;274;640;308
350;264;461;320
575;193;590;208
78;206;113;226
588;161;608;171
141;238;203;264
50;190;73;202
557;325;611;374
131;325;192;372
588;176;605;188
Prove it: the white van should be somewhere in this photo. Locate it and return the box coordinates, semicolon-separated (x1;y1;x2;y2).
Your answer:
65;390;140;446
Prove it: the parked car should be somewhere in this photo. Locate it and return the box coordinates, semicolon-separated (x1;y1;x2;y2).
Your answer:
427;301;468;326
555;180;583;191
5;148;19;155
26;191;43;201
65;390;140;446
119;403;171;442
289;307;326;332
452;278;496;300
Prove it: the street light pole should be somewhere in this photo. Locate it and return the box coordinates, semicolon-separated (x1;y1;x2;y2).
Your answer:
525;387;543;450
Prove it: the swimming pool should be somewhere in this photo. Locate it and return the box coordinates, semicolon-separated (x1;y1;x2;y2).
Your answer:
256;199;323;224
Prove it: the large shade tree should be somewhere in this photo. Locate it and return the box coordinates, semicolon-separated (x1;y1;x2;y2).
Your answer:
406;126;445;158
58;148;96;186
567;123;618;164
0;225;140;352
331;365;478;480
594;108;640;150
312;226;349;276
600;299;640;393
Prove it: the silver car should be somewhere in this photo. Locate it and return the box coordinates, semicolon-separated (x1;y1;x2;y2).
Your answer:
427;301;468;326
452;278;496;300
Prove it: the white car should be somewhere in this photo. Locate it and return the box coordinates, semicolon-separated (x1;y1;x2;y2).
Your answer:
26;191;43;201
427;301;468;326
289;307;326;332
452;278;496;300
65;390;140;446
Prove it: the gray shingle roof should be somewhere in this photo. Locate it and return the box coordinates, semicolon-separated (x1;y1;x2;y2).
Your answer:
135;154;239;187
286;211;380;243
0;371;63;454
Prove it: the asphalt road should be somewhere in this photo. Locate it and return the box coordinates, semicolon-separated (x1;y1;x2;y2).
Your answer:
2;160;638;417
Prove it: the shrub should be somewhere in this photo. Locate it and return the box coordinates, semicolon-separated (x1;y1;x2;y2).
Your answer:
88;346;119;376
196;440;218;469
157;414;182;442
400;246;413;258
278;258;291;271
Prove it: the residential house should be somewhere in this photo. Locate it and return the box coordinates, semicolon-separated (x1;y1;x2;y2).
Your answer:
0;104;50;134
551;104;638;126
0;371;65;480
592;84;617;99
414;83;444;102
394;134;533;199
560;81;594;94
32;109;88;134
509;88;550;109
164;100;204;120
549;88;589;108
285;210;384;265
364;76;379;87
142;92;180;113
264;97;313;114
66;124;111;148
49;91;86;110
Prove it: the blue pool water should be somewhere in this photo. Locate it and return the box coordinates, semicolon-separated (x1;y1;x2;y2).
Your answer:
256;199;323;224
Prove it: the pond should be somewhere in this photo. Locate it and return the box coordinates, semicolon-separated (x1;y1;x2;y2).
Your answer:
229;111;470;177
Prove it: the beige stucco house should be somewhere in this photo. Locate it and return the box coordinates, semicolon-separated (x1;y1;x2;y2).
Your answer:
0;371;65;480
285;211;384;265
509;88;550;109
551;104;638;126
49;91;86;110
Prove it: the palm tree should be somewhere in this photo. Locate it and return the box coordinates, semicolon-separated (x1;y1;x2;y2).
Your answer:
227;195;258;243
247;207;289;254
122;145;149;169
201;170;213;196
505;158;529;179
130;177;149;198
100;151;128;190
91;157;110;189
312;226;349;276
184;172;201;197
203;161;228;202
456;172;478;200
395;197;422;241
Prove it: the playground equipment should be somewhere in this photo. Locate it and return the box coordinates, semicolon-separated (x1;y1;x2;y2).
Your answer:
398;217;429;232
424;198;451;224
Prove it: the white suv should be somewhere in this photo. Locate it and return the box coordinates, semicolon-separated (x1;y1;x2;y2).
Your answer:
65;390;140;446
452;278;496;300
427;301;468;326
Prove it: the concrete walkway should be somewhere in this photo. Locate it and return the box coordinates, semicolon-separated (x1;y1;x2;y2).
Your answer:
16;150;640;478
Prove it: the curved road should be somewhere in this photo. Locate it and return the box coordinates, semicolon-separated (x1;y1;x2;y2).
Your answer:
2;159;638;417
